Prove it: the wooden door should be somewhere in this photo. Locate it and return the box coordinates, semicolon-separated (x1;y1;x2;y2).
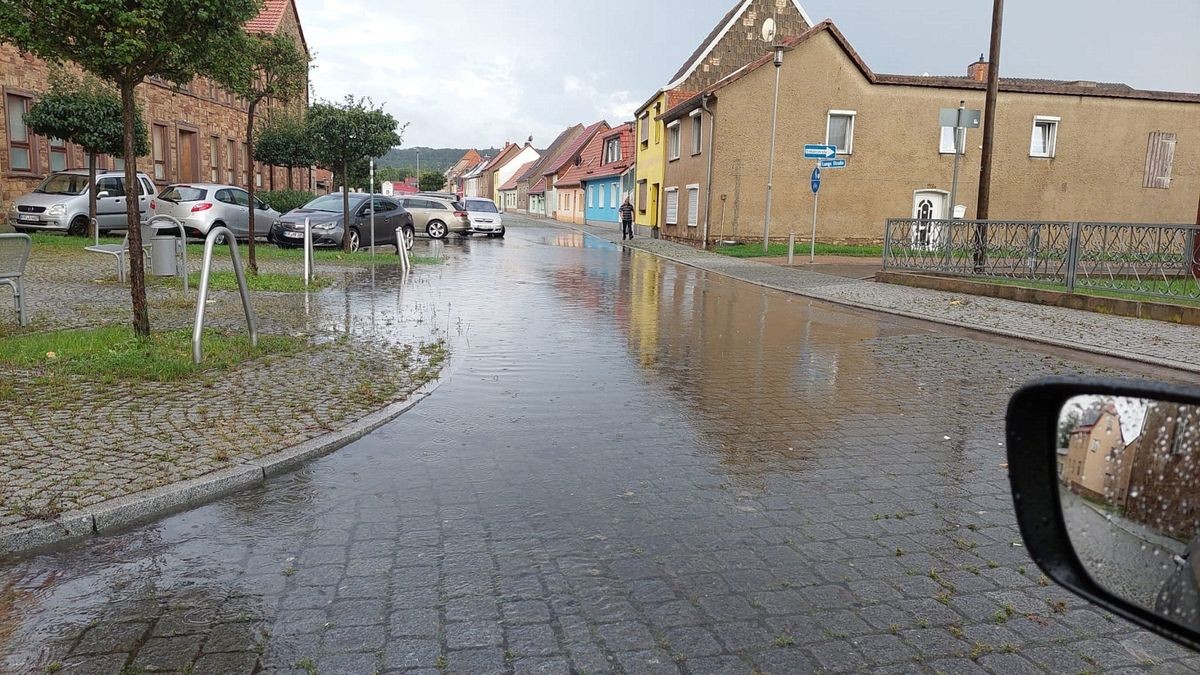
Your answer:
178;130;199;183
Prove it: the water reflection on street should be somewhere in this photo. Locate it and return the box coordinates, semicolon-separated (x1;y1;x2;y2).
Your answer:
0;221;1194;673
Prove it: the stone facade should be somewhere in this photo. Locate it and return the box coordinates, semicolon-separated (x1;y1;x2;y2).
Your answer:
0;0;328;207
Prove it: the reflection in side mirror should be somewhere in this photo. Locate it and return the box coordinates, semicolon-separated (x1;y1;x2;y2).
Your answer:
1059;395;1200;629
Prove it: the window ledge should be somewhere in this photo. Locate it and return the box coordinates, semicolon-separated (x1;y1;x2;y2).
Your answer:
6;172;42;179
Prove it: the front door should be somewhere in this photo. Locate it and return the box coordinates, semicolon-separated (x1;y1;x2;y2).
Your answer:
95;177;128;231
912;190;948;250
650;184;660;227
178;130;199;183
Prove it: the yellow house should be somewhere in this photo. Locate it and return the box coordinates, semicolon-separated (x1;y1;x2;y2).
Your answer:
630;0;813;231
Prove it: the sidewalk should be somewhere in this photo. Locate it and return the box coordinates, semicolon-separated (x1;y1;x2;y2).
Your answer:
576;221;1200;375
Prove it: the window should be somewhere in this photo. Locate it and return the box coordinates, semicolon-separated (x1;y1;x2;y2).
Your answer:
587;184;594;208
151;124;168;180
691;110;703;155
6;93;33;172
96;177;125;197
610;181;618;209
826;111;855;155
241;142;249;185
939;127;965;155
639;113;649;145
1030;116;1059;158
48;138;68;172
603;137;621;164
665;187;679;225
667;121;681;161
209;136;220;182
1144;131;1176;189
686;185;700;227
255;161;262;188
637;180;648;213
1090;438;1100;452
229;188;250;207
226;139;235;183
654;103;662;144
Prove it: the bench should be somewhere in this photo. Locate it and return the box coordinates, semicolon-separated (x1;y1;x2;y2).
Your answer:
0;232;31;326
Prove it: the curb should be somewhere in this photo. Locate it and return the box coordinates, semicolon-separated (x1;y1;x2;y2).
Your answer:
0;378;442;558
566;223;1200;376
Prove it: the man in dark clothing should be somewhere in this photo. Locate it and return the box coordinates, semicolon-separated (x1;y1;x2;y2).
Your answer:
619;197;634;240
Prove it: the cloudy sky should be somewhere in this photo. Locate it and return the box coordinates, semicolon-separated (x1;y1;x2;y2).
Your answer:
296;0;1199;149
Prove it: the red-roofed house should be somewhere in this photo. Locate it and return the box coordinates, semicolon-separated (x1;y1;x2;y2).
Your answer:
497;160;534;210
514;125;586;215
443;149;483;194
557;123;635;226
485;141;539;205
540;121;610;222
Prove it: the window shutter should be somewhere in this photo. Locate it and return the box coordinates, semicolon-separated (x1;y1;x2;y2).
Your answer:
665;190;679;225
1143;131;1176;189
687;187;700;226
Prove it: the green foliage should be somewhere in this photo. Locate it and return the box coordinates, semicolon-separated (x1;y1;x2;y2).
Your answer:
418;171;444;192
211;32;308;110
375;166;411;183
23;73;149;157
306;96;404;173
255;113;315;170
259;189;316;214
377;147;502;173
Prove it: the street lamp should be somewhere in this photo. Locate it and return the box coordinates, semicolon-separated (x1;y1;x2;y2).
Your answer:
416;149;421;186
762;44;785;253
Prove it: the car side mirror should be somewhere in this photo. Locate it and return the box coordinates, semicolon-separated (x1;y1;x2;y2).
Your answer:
96;191;110;199
1007;377;1200;652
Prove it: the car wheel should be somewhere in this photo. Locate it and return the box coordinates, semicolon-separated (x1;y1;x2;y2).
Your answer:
495;227;506;239
398;225;414;252
210;223;228;245
348;228;361;252
68;216;89;237
427;220;448;240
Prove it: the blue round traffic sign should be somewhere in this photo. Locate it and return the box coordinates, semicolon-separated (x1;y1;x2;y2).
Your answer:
811;167;822;194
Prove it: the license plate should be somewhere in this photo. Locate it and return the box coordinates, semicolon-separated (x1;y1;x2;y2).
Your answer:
17;214;38;222
283;231;304;239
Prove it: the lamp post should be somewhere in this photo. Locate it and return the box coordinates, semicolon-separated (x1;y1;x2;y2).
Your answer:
762;44;785;253
416;149;421;186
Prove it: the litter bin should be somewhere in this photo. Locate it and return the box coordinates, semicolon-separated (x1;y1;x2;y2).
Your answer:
151;229;178;276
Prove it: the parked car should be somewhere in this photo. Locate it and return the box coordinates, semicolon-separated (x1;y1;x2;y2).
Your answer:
269;193;414;252
6;169;155;235
152;183;281;242
462;197;505;238
399;195;470;240
416;191;461;202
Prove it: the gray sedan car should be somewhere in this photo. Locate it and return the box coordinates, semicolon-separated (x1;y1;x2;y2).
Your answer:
269;193;415;252
152;183;281;242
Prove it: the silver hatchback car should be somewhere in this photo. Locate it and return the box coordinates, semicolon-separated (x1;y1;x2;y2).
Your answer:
152;183;281;241
7;169;156;235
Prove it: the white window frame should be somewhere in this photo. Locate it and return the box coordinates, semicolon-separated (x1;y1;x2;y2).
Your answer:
639;113;649;144
1030;115;1059;158
587;184;594;208
686;184;700;227
667;121;681;161
610;180;618;208
604;137;621;164
825;110;856;155
939;127;966;155
664;186;679;225
690;109;703;155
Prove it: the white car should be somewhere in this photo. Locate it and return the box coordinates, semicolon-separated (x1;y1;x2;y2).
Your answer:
462;198;504;238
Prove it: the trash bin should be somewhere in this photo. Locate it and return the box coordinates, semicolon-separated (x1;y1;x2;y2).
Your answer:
151;231;178;276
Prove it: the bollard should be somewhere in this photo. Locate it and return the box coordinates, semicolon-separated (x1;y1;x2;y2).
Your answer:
303;217;313;286
788;232;795;266
395;226;410;274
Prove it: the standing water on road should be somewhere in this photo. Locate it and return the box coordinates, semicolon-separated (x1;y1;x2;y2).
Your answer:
0;219;1194;673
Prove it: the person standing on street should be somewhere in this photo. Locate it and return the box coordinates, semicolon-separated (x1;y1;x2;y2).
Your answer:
619;196;634;240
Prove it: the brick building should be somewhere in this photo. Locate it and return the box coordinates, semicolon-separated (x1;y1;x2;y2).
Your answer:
0;0;328;207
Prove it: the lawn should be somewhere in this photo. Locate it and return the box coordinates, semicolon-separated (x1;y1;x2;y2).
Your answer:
715;241;884;258
957;275;1200;307
0;325;302;382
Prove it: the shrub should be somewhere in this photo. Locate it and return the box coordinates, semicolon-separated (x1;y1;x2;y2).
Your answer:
260;189;316;214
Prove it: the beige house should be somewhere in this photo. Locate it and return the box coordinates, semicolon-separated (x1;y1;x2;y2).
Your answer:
659;21;1199;245
1061;403;1131;506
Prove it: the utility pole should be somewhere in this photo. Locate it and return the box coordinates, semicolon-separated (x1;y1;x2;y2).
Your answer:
762;45;785;253
974;0;1003;272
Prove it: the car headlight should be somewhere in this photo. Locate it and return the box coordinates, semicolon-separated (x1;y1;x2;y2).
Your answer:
313;222;338;230
46;204;66;216
9;203;19;215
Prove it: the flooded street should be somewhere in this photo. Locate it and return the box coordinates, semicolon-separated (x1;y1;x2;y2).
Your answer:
1;218;1195;674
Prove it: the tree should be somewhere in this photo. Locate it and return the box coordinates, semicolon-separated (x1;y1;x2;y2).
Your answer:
0;0;261;337
1058;408;1083;449
212;31;308;274
375;166;410;184
418;171;444;192
255;112;314;191
23;73;149;238
306;96;403;252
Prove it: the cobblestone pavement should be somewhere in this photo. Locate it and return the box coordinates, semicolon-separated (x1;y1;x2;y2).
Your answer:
0;237;448;535
2;221;1199;673
575;222;1200;374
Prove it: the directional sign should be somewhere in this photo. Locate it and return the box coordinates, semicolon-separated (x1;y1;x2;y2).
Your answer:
818;159;846;169
810;166;822;194
939;107;982;129
803;144;837;159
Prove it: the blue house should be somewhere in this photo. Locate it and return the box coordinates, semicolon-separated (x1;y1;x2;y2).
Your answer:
579;123;634;225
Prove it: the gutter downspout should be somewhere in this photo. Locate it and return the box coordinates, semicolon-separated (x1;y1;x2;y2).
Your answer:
700;93;716;250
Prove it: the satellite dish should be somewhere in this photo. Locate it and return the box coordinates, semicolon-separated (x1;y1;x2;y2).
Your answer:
761;17;776;43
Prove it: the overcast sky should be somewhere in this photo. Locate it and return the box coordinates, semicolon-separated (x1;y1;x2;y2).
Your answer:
297;0;1199;149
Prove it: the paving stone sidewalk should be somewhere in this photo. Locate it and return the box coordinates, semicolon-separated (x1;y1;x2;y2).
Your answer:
0;240;446;547
577;222;1200;375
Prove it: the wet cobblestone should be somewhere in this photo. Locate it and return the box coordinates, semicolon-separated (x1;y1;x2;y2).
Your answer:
1;221;1198;673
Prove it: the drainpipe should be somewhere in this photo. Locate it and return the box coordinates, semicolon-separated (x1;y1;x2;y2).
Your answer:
700;93;716;250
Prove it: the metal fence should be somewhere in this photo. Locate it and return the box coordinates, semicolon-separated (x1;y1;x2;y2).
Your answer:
883;218;1200;304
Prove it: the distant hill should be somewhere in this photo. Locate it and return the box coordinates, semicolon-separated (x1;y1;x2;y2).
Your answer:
377;147;502;173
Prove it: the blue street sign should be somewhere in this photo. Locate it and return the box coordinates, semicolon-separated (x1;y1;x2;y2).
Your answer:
803;144;837;159
818;158;847;169
810;167;822;194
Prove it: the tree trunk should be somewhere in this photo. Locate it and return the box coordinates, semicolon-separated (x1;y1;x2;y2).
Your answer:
87;152;97;240
246;101;258;275
121;83;150;337
269;163;275;192
287;165;294;190
341;158;352;252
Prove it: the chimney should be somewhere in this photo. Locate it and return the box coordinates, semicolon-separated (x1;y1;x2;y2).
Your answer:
967;53;989;82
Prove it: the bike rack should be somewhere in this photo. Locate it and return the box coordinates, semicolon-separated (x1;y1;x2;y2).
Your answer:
146;213;189;292
192;226;258;364
395;226;411;274
303;217;314;286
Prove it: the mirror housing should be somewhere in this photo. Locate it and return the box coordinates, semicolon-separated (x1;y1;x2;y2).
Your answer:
1007;377;1200;652
96;191;110;199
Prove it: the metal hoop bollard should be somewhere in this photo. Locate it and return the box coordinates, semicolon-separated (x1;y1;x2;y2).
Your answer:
192;226;258;364
395;226;411;274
